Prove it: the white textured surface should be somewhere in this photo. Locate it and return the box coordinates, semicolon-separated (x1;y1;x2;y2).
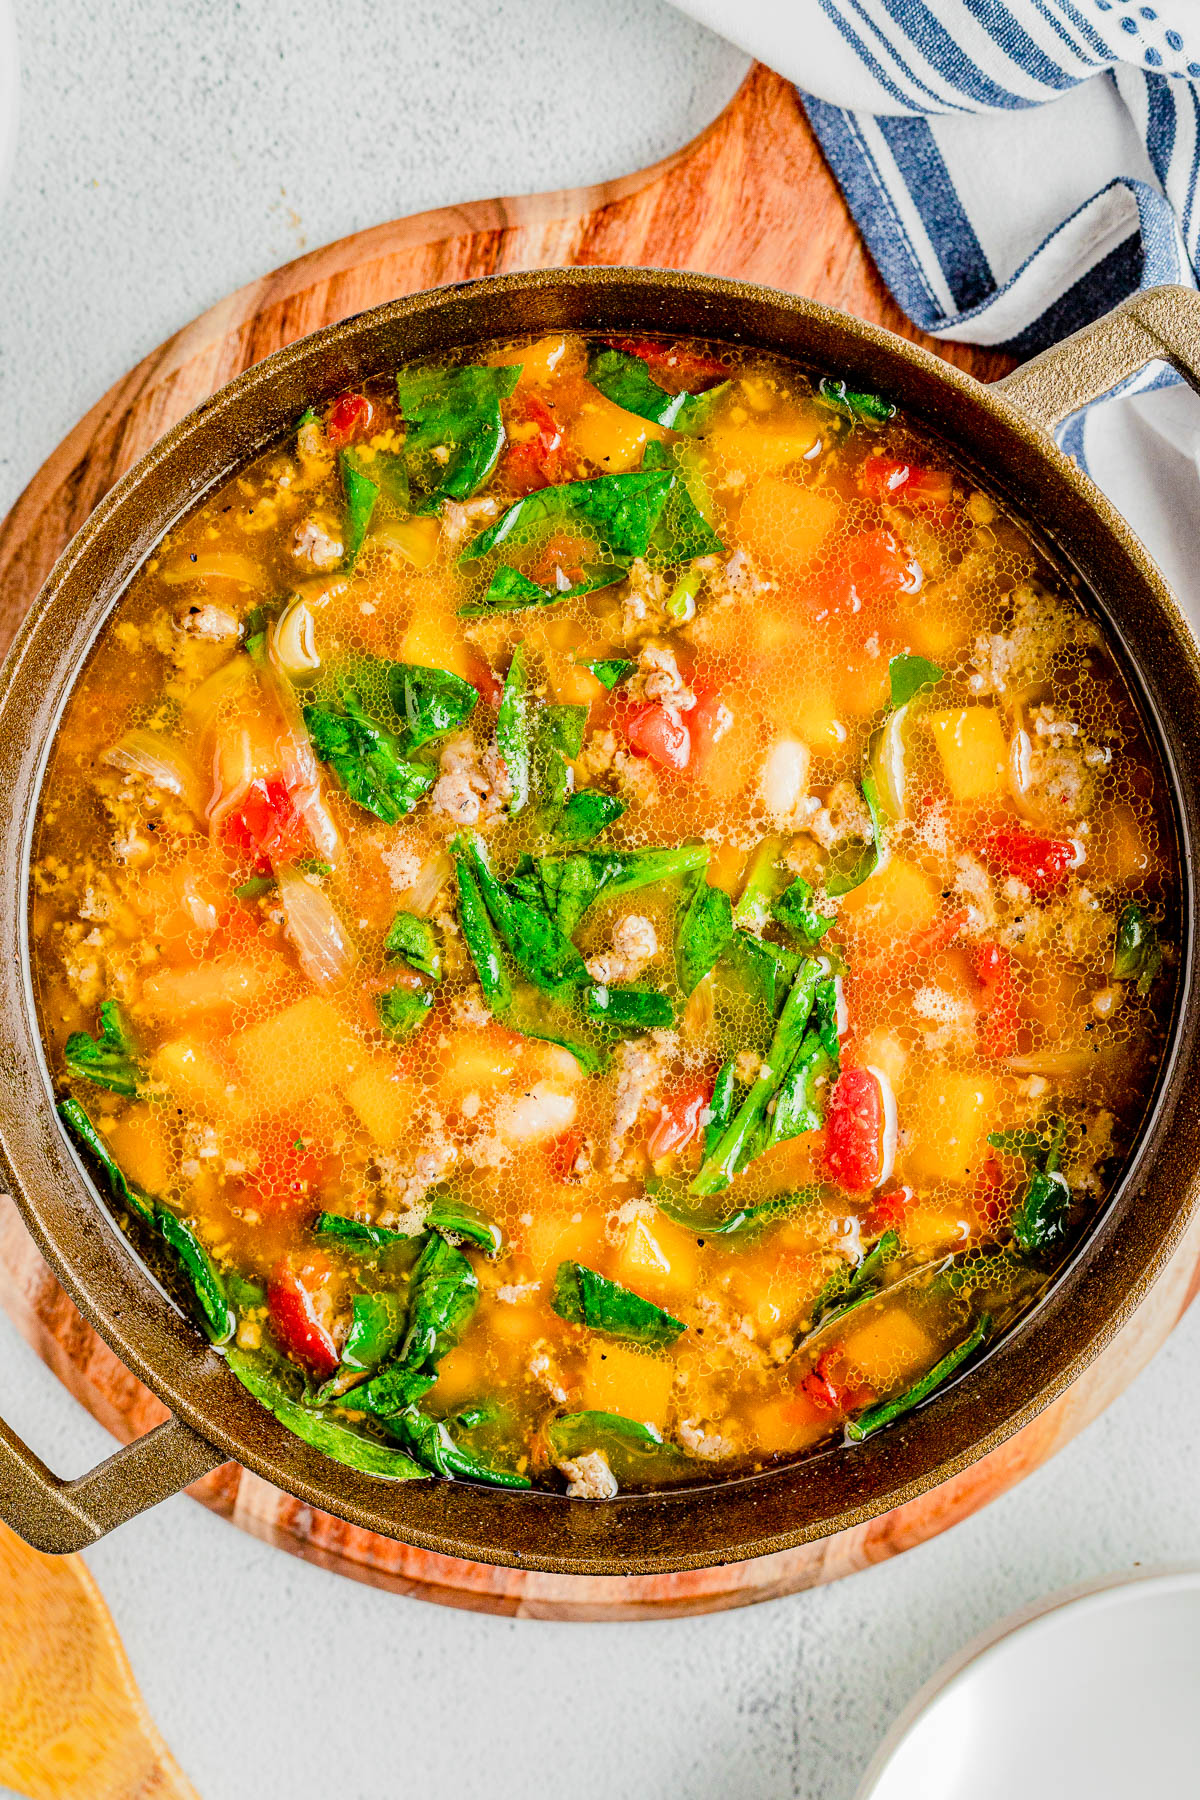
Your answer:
3;7;1200;1800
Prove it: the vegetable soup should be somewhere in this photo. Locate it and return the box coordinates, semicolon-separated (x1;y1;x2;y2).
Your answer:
32;332;1175;1497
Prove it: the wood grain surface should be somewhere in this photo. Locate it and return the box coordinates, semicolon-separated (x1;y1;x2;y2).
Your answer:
0;63;1190;1619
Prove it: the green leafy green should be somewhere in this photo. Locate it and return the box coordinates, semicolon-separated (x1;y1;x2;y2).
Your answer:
557;790;627;844
810;1230;901;1325
451;840;513;1013
396;362;521;509
376;985;434;1040
304;690;433;823
825;771;883;898
988;1118;1071;1262
674;874;734;998
704;1058;737;1156
313;1212;414;1251
384;911;441;980
378;1404;530;1488
551;1260;685;1347
724;928;800;1016
765;1027;833;1149
339;451;379;566
585;345;729;434
654;1189;803;1241
460;470;673;567
772;875;834;946
584;984;674;1032
496;643;533;815
64;1001;144;1098
537;844;709;935
578;657;634;691
641;439;724;560
459;833;590;993
463;561;626;616
388;661;478;754
59;1098;234;1344
888;653;943;709
691;958;823;1195
733;837;787;932
546;1409;664;1457
229;1350;425;1479
234;875;276;901
1112;902;1163;993
427;1195;504;1257
844;1314;990;1442
816;376;895;426
339;1292;408;1375
351;1232;479;1416
535;703;587;811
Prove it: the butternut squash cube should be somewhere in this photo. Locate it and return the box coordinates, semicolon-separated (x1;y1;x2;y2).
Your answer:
105;1107;173;1196
153;1037;247;1124
927;705;1008;801
616;1215;698;1303
344;1061;417;1150
706;414;822;480
572;393;664;473
839;856;939;943
904;1071;999;1183
736;477;839;574
841;1306;933;1388
582;1340;674;1430
525;1212;607;1281
229;996;365;1117
399;584;474;679
139;957;270;1020
489;333;569;385
748;1395;830;1455
903;1203;971;1256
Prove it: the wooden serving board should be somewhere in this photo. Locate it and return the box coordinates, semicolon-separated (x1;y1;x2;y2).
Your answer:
1;64;1196;1618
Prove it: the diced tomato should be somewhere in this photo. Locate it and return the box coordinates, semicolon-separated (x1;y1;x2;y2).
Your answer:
824;1065;885;1192
860;454;955;524
686;683;734;774
605;337;730;391
464;653;504;709
503;393;565;494
972;939;1020;1060
908;907;969;960
528;530;593;592
981;827;1079;895
249;1130;327;1212
546;1128;586;1183
267;1260;339;1381
646;1079;712;1163
807;527;922;620
326;392;374;449
625;703;691;771
869;1185;914;1233
222;775;309;875
801;1348;851;1414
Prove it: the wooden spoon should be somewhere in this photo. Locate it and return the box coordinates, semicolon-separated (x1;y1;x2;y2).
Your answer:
0;1519;198;1800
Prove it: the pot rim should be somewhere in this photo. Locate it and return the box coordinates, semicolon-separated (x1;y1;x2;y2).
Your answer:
3;266;1199;1573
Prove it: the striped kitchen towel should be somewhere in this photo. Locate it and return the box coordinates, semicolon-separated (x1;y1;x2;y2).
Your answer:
666;0;1200;610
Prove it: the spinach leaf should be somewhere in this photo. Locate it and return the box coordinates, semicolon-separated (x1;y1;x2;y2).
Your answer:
388;661;478;754
535;703;588;811
1112;902;1163;993
675;874;734;998
733;837;787;932
641;439;724;560
376;985;434;1040
537;844;709;935
816;376;895;426
351;1232;479;1415
427;1195;504;1257
346;444;409;513
704;1058;738;1156
844;1314;991;1442
459;833;590;992
988;1117;1071;1262
585;345;729;434
503;992;607;1077
578;657;634;691
59;1098;234;1344
396;362;521;509
546;1409;664;1457
313;1211;414;1251
339;451;378;566
64;1000;144;1098
771;875;834;946
379;1404;531;1488
551;1260;685;1347
459;471;674;565
724;928;800;1016
451;839;513;1012
655;1189;803;1241
339;1291;408;1374
824;771;883;898
463;561;625;616
384;911;441;980
810;1229;901;1325
229;1350;426;1479
584;984;675;1033
304;690;433;823
691;958;822;1195
812;976;842;1059
765;1028;833;1149
496;642;533;815
888;653;943;709
557;789;627;844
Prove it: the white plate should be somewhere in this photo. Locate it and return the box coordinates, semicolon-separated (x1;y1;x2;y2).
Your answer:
857;1567;1200;1800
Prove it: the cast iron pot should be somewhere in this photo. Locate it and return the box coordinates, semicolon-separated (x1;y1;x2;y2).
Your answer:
2;270;1200;1571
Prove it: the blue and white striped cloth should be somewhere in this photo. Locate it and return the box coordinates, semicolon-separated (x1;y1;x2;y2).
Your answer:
667;0;1200;614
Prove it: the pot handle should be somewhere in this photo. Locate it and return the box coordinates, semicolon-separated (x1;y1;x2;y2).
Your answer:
0;1408;225;1554
996;283;1200;430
